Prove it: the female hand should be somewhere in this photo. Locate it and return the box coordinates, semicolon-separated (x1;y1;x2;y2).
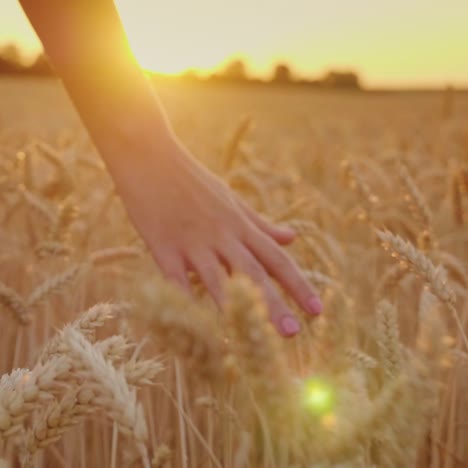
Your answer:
111;135;323;337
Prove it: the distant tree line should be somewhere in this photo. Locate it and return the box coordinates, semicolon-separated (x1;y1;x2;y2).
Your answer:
0;44;361;90
0;44;52;76
203;59;361;89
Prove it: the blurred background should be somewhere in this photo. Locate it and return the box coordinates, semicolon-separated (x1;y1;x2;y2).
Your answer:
1;0;467;90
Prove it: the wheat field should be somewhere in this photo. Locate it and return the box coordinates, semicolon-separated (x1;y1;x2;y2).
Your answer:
0;78;467;467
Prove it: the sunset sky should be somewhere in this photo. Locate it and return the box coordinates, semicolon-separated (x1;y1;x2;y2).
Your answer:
1;0;467;88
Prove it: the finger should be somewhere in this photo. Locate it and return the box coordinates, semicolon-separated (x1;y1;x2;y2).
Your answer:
187;249;228;309
224;243;301;337
239;199;296;245
246;230;323;316
154;250;192;296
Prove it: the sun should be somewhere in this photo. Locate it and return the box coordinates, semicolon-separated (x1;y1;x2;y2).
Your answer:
115;1;231;76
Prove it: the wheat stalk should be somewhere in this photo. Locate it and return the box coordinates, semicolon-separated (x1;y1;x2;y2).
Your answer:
224;116;252;170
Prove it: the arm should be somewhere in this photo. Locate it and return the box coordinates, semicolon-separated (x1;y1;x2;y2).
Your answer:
20;0;323;337
19;0;174;174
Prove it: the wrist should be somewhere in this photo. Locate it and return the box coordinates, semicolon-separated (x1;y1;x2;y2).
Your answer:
100;125;188;191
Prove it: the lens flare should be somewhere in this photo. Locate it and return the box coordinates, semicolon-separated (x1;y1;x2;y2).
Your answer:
302;377;335;416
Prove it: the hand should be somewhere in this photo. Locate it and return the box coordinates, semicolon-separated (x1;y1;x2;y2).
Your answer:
109;136;323;337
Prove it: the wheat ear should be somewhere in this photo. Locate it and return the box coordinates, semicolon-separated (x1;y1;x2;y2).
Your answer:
375;300;402;379
135;279;224;380
0;356;72;441
376;229;468;349
27;263;89;308
63;329;150;465
0;281;29;324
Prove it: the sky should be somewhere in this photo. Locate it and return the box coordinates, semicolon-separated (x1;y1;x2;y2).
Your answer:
1;0;467;88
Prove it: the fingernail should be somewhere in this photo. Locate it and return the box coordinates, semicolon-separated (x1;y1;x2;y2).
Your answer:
307;296;323;315
281;226;296;236
280;316;300;336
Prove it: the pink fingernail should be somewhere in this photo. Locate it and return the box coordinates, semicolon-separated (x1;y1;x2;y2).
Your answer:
282;226;296;236
307;297;323;315
280;316;300;336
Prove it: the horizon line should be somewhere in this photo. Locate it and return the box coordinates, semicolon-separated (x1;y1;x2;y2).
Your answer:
1;41;467;90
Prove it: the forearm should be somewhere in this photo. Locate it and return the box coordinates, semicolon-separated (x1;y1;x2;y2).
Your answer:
19;0;175;170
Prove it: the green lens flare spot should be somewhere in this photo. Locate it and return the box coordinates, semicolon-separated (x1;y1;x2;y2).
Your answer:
302;377;335;415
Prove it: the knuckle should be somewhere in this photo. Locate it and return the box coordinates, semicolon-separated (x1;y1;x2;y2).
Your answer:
269;251;289;272
244;258;265;280
210;222;235;247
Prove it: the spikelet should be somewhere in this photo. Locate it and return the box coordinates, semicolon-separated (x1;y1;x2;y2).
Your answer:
375;300;402;379
345;348;377;369
72;302;129;336
121;358;164;387
23;388;85;460
135;279;224;380
341;159;380;220
95;335;132;363
47;196;79;242
0;281;30;324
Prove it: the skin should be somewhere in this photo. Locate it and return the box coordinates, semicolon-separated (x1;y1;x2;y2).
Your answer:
19;0;323;337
